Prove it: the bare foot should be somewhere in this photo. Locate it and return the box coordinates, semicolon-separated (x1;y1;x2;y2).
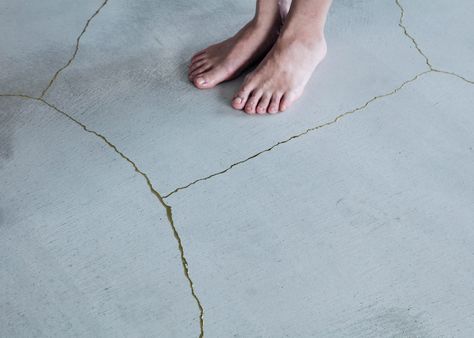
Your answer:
188;19;280;89
231;33;327;114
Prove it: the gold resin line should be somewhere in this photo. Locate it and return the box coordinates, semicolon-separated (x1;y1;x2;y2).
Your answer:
432;69;474;85
40;0;109;98
164;0;474;199
163;70;431;199
0;93;205;338
0;93;37;99
395;0;433;70
38;99;205;338
395;1;474;86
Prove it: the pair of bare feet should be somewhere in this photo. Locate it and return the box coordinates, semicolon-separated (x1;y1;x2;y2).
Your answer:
188;1;329;114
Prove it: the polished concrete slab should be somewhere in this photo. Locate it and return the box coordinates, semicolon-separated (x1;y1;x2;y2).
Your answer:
1;0;473;337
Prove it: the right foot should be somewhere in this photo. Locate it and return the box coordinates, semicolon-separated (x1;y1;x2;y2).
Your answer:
188;18;280;89
231;32;327;115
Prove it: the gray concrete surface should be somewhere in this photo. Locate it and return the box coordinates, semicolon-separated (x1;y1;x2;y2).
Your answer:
1;0;473;337
0;97;197;337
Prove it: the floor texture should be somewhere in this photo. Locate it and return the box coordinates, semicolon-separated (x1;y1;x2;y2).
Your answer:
1;0;473;337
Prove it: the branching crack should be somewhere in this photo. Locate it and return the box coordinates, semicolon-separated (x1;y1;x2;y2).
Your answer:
39;0;109;98
3;2;473;332
41;99;205;338
165;0;474;199
395;0;474;85
163;70;431;199
0;94;204;338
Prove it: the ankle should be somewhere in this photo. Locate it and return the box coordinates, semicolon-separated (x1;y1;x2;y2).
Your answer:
280;28;326;48
251;13;280;31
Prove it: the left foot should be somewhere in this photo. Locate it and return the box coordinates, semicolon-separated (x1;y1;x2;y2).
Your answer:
188;18;280;89
232;32;327;114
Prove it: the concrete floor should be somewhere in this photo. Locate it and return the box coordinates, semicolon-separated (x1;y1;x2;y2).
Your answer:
1;0;473;337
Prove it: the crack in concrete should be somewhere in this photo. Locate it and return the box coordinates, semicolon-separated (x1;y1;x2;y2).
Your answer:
2;63;472;333
395;0;432;70
395;0;474;85
0;93;37;99
2;1;473;331
39;0;109;98
0;94;205;338
163;70;431;199
41;99;206;338
432;69;474;85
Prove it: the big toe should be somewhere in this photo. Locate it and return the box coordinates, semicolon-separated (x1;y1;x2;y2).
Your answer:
232;85;252;110
193;67;229;89
193;74;213;89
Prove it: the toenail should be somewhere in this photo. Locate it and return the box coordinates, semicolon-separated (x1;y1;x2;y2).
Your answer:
196;77;206;85
233;97;242;104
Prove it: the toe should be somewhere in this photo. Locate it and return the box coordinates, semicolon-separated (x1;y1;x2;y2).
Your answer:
193;75;211;89
189;64;212;80
256;93;271;114
193;67;226;89
268;93;283;114
189;59;207;73
232;84;253;110
279;92;298;112
244;90;263;115
191;51;206;62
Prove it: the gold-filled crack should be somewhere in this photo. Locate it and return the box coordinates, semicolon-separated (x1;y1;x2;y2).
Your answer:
395;0;433;70
39;0;109;98
0;94;205;338
163;70;431;198
40;99;205;338
3;1;474;328
395;0;474;85
162;1;474;198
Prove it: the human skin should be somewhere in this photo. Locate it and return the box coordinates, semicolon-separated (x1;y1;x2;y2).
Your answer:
188;0;332;114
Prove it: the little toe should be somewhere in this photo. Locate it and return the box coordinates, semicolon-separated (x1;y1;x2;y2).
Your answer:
256;94;271;114
244;90;263;115
268;93;283;114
